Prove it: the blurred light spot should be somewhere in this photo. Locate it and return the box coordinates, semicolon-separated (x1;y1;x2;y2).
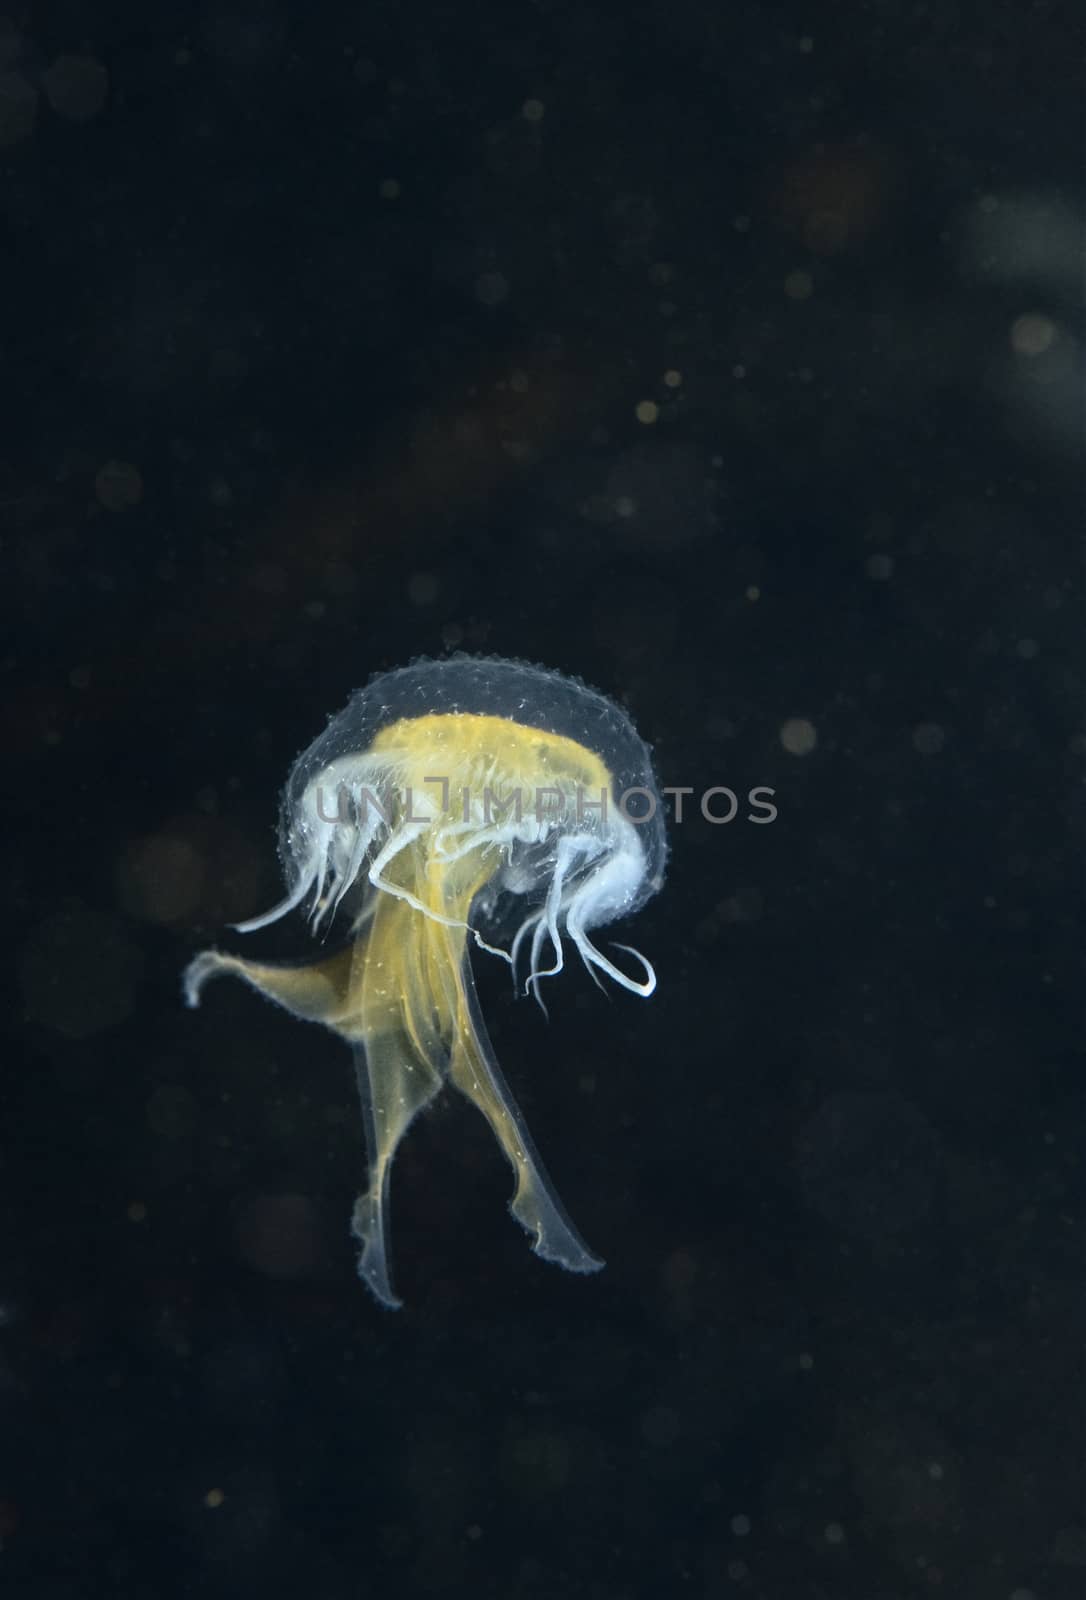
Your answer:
1001;322;1082;450
635;399;659;424
379;178;400;199
780;717;817;756
912;722;946;754
1016;637;1039;660
408;571;439;605
1011;313;1056;356
118;815;262;928
825;1522;846;1544
118;834;204;924
0;72;36;146
506;1428;570;1491
1051;1526;1086;1566
94;460;143;511
961;192;1084;298
324;561;356;596
775;143;893;255
127;1201;148;1223
785;269;813;300
147;1084;197;1140
43;54;109;121
475;271;509;306
640;1406;680;1446
522;98;544;122
248;564;287;596
866;552;894;579
202;4;288;70
661;1248;697;1299
663;369;682;388
204;1488;225;1509
730;1513;751;1536
0;19;22;66
234;1193;324;1279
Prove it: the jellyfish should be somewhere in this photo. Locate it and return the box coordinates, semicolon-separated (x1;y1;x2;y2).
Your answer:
183;654;667;1307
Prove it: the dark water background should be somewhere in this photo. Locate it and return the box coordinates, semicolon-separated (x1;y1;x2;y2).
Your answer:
3;3;1083;1596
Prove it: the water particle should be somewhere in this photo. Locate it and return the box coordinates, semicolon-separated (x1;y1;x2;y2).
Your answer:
913;722;947;755
43;54;109;121
780;717;817;756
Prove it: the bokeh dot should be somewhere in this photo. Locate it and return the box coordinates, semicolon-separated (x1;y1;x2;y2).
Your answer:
780;717;818;756
43;54;109;121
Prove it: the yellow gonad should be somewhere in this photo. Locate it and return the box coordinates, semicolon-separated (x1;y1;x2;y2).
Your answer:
183;655;667;1308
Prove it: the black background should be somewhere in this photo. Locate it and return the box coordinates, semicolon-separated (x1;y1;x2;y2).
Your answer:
3;3;1083;1597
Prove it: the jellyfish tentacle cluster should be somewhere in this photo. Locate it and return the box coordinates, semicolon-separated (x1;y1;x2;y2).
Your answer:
184;654;667;1308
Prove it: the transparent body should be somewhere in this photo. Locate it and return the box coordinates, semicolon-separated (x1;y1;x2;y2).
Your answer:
184;655;666;1307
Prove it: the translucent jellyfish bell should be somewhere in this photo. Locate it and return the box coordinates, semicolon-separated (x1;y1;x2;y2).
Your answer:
184;654;667;1308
